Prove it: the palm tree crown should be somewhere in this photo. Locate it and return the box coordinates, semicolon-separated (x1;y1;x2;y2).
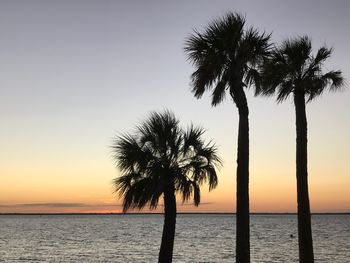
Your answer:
184;12;271;106
113;111;221;212
259;36;344;101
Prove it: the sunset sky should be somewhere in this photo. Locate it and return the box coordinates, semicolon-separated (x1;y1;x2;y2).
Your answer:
1;0;349;213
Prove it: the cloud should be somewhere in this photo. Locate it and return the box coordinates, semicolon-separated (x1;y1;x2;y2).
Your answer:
19;203;89;208
0;203;122;208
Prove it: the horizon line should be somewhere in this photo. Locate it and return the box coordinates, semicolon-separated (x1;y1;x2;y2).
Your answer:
1;212;349;215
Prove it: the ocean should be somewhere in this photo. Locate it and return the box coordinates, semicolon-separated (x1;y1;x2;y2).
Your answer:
0;214;349;262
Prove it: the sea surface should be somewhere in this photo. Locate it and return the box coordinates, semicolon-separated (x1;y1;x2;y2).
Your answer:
0;214;349;262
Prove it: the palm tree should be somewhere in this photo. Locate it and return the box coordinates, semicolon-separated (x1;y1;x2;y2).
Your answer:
184;12;270;262
112;110;221;263
259;36;344;263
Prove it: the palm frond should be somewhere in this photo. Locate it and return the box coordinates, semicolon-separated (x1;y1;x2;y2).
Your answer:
313;46;332;65
245;68;262;95
190;65;221;99
192;182;200;206
120;176;163;212
283;36;312;73
276;80;294;103
323;70;344;91
113;172;140;197
183;138;221;192
112;134;151;173
307;70;344;102
239;27;271;66
174;173;193;203
182;125;205;155
211;79;228;106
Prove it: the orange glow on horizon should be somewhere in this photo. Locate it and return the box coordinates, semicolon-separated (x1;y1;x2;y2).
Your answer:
1;143;349;213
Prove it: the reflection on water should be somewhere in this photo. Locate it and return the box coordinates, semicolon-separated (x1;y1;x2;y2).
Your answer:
0;214;349;262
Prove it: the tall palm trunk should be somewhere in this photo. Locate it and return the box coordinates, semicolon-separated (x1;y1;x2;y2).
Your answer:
158;189;177;263
233;87;250;263
294;92;314;263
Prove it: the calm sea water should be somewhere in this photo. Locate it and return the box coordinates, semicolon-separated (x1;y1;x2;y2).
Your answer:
0;214;349;262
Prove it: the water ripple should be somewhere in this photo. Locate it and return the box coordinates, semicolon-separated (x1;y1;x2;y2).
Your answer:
0;214;349;262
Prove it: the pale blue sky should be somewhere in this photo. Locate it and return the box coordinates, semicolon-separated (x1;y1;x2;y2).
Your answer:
0;1;349;212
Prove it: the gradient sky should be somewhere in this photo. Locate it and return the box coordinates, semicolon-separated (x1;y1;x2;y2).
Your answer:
0;0;349;213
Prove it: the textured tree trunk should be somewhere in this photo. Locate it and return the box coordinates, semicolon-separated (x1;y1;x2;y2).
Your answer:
233;88;250;263
158;189;177;263
294;92;314;263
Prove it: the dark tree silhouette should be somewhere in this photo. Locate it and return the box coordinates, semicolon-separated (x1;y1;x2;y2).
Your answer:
112;111;221;263
259;36;344;263
184;12;270;262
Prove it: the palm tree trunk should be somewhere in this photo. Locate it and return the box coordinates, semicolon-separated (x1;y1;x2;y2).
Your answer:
158;189;177;263
233;88;250;263
294;92;314;263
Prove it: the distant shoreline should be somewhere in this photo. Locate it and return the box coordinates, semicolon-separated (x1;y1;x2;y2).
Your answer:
0;212;349;215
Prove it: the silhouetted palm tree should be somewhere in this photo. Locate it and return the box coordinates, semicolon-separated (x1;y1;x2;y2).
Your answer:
184;12;270;262
259;36;344;263
112;111;221;263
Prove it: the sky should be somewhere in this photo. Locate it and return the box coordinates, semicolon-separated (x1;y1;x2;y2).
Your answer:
0;0;349;213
